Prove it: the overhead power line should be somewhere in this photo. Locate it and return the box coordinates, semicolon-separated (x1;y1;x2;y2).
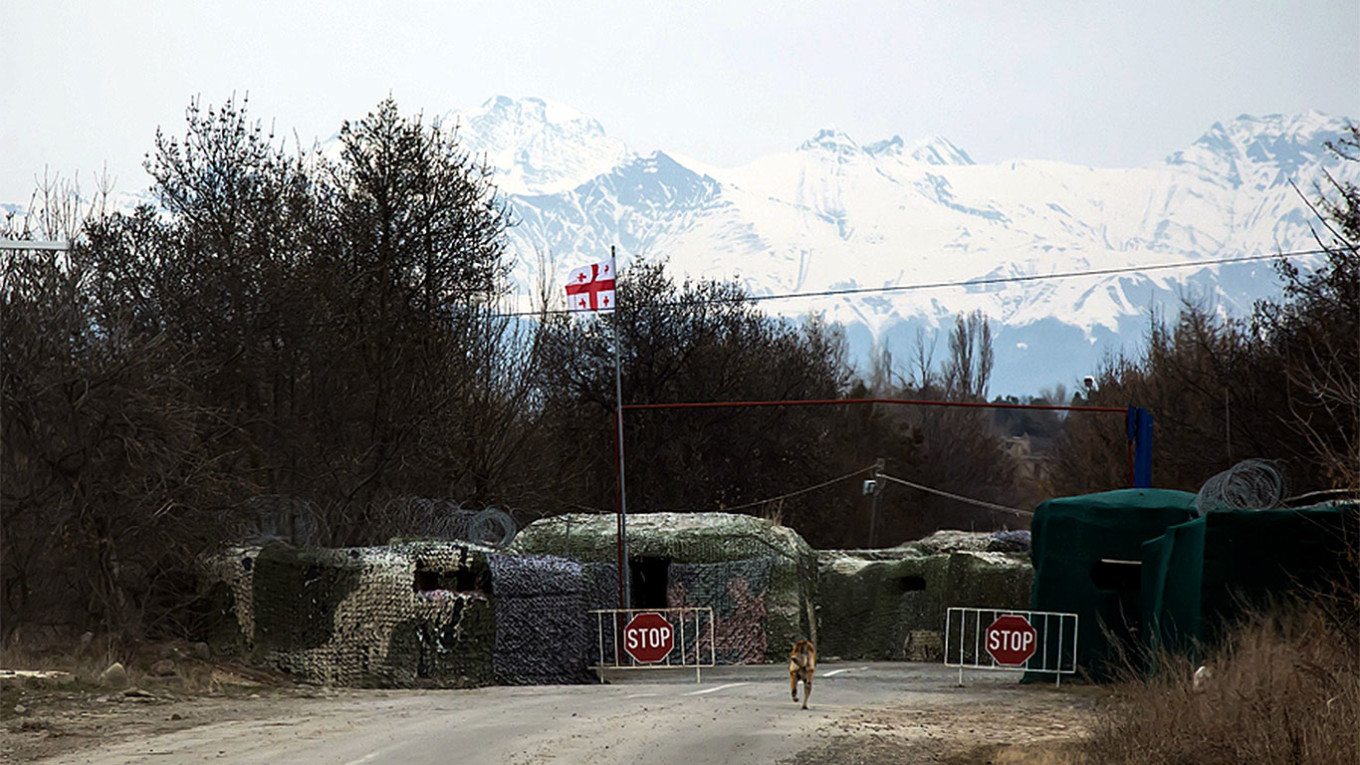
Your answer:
508;247;1331;318
623;396;1127;414
876;471;1033;517
717;463;881;514
0;239;70;251
7;238;1331;324
702;462;1036;520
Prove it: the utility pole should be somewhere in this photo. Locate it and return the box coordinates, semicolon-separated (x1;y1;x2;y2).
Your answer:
611;246;631;609
866;457;886;547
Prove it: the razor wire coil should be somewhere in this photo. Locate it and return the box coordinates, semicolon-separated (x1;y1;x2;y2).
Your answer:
1194;458;1287;516
468;508;518;547
380;498;518;546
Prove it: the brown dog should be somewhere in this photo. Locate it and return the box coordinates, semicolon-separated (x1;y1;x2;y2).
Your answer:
789;639;816;709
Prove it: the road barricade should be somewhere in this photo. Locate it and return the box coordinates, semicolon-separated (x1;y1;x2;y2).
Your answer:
944;606;1078;686
590;607;716;683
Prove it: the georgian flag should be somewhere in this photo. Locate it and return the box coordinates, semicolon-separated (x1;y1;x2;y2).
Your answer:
565;257;617;312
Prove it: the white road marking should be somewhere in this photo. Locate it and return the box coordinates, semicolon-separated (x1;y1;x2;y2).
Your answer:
685;682;748;696
625;693;657;699
822;669;850;677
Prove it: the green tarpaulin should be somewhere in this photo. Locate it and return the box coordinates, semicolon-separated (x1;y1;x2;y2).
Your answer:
1031;489;1357;680
1141;505;1357;658
1029;489;1196;678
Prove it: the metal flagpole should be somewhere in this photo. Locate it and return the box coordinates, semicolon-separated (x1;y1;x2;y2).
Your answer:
611;246;632;609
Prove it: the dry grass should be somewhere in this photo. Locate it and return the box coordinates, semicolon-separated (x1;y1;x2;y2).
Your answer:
943;742;1084;764
1083;605;1359;765
1;635;125;685
1;634;274;695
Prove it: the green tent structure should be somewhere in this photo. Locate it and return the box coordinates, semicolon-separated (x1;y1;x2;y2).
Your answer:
1141;504;1358;657
1030;488;1358;680
1029;489;1197;678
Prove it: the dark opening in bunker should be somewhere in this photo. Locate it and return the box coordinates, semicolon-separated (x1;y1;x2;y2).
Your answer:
1091;558;1142;591
896;575;927;592
631;557;671;609
413;569;441;593
413;560;489;595
455;567;482;593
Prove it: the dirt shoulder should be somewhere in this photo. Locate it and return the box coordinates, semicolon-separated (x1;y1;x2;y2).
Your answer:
1;660;355;763
784;681;1100;765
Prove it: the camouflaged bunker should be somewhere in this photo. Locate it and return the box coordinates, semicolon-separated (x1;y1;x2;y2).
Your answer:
511;512;819;664
200;514;1033;687
201;540;602;687
814;530;1034;662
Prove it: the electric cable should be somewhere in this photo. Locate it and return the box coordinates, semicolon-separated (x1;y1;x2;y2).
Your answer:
716;463;881;513
505;247;1334;318
11;244;1330;327
875;471;1033;517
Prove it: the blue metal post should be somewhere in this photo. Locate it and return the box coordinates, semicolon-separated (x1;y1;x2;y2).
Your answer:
1126;406;1154;488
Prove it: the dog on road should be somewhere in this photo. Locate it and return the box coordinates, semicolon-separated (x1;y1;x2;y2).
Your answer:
789;639;816;709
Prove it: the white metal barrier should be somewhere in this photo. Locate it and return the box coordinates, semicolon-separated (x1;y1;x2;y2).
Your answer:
590;607;716;683
944;606;1079;686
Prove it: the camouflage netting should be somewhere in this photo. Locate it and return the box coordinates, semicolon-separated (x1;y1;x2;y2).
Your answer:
198;522;1030;687
197;546;260;657
669;557;774;664
817;530;1033;661
583;562;621;614
487;554;595;685
202;541;497;688
512;513;817;662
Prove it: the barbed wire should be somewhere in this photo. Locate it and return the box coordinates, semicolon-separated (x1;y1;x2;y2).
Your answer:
1194;458;1287;516
378;497;520;546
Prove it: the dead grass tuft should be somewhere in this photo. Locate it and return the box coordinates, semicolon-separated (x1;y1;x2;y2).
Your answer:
1083;604;1359;765
0;636;124;687
1;635;285;696
943;741;1084;764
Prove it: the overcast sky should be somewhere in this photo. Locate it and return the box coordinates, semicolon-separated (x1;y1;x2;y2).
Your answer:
2;0;1357;203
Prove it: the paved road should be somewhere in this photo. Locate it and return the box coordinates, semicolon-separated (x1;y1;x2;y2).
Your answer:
43;663;1030;765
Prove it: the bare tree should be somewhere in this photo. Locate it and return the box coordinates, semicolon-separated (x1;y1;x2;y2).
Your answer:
2;167;115;242
2;96;535;642
3;221;243;640
944;309;994;401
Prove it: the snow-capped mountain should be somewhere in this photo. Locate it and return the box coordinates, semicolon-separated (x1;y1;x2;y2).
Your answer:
458;97;1354;394
451;96;631;196
7;97;1350;395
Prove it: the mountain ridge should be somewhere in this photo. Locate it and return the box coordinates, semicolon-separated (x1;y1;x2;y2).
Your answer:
7;97;1352;394
464;97;1354;393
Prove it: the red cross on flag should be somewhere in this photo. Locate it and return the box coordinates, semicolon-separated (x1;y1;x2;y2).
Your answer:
565;257;616;313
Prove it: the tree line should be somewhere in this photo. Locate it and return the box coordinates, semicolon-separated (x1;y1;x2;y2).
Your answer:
3;99;1355;642
1053;125;1359;498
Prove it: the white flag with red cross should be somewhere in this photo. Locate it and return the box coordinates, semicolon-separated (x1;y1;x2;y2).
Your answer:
565;257;616;312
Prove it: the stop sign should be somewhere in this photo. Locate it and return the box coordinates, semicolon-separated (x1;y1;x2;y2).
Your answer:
985;614;1037;666
622;612;675;663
